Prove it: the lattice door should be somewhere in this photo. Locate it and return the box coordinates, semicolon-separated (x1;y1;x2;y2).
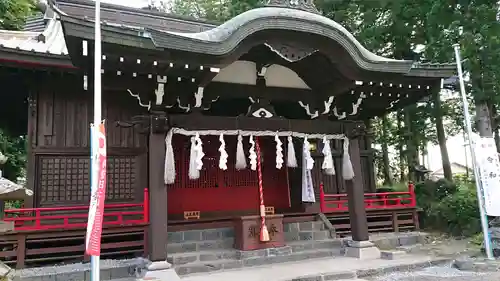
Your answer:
37;154;139;206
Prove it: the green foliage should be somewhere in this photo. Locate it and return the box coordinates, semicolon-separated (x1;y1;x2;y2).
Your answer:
470;232;485;246
415;178;481;237
0;0;34;30
414;179;458;213
0;129;26;181
5;199;22;209
164;0;262;22
428;187;480;237
377;181;408;192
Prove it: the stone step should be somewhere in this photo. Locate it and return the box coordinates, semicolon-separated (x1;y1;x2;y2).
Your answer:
168;249;237;265
288;239;343;253
174;248;340;276
167;238;234;254
168;228;235;243
285;229;335;242
284;221;326;233
168;239;343;266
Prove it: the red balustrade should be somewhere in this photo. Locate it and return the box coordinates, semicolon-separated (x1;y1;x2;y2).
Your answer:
3;188;150;231
319;182;416;213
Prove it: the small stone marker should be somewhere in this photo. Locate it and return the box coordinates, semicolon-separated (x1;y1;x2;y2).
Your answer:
380;250;407;260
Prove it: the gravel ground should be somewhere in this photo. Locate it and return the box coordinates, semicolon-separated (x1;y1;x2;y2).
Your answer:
368;234;499;281
369;266;500;281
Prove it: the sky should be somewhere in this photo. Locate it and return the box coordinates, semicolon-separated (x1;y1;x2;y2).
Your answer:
99;0;151;8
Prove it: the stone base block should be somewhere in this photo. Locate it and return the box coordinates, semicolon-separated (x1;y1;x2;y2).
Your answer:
147;261;172;271
380;250;406;260
344;240;381;259
143;268;181;281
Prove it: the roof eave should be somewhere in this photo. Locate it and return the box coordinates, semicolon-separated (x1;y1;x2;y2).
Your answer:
60;14;158;50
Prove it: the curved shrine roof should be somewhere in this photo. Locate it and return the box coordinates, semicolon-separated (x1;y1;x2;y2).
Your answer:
58;1;455;78
0;0;455;79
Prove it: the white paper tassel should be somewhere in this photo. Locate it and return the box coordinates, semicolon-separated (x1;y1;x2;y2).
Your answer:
164;130;176;184
194;133;204;170
188;136;200;180
321;136;335;175
342;138;355;180
275;134;283;169
303;137;314;170
249;135;257;171
219;133;228;170
287;136;298;168
235;134;247;170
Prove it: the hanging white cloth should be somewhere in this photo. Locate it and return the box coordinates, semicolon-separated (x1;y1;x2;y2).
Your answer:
322;136;335;175
219;133;228;170
235;134;247;170
164;130;176;184
188;136;200;180
342;139;355;180
194;133;204;170
249;135;257;171
303;137;314;170
301;138;316;202
275;134;284;169
287;136;298;168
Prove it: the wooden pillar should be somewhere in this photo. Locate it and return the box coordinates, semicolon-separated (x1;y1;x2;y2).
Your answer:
25;86;37;209
148;113;169;261
346;125;369;242
0;200;4;219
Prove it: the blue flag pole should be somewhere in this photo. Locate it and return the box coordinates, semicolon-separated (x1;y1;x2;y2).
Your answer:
453;43;494;260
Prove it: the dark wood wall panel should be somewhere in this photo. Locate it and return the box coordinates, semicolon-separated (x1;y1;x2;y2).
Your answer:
32;74;148;207
35;75;147;149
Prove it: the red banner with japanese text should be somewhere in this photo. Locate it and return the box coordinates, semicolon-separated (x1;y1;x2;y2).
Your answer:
85;122;107;256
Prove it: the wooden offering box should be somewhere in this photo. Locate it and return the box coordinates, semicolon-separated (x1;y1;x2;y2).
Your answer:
233;214;285;251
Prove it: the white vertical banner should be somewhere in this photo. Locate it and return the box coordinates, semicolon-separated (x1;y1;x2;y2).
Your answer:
474;137;500;216
301;139;315;203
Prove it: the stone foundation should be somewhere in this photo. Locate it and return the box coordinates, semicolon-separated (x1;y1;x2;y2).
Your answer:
166;220;342;276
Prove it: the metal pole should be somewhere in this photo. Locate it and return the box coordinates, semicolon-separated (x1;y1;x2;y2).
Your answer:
453;43;494;260
91;0;102;279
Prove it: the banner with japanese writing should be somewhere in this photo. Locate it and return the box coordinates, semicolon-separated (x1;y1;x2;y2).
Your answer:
85;122;107;256
474;137;500;216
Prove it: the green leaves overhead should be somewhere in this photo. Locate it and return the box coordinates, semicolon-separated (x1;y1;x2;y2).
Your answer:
0;0;34;30
167;0;262;22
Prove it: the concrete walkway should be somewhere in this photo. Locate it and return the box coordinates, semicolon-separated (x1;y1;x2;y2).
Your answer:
178;254;448;281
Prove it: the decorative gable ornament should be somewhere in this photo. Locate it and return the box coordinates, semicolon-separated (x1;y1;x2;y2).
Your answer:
247;98;277;118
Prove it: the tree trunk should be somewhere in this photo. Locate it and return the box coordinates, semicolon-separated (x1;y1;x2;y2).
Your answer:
488;102;500;153
381;114;393;186
432;87;453;180
404;107;418;181
397;111;406;181
477;101;493;137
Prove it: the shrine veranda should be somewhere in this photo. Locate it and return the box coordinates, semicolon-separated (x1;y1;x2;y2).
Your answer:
0;0;455;270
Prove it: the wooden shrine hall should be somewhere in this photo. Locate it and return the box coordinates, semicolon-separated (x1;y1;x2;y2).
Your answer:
0;0;455;271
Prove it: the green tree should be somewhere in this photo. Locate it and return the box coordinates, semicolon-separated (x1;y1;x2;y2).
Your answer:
0;130;26;181
0;0;34;30
0;0;32;181
162;0;262;22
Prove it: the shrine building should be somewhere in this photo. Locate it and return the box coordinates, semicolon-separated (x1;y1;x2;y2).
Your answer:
0;0;454;274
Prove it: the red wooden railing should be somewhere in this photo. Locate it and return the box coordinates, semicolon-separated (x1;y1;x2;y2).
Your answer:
319;182;416;213
3;188;150;231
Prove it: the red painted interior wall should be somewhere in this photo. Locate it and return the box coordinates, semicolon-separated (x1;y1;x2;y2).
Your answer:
166;135;290;214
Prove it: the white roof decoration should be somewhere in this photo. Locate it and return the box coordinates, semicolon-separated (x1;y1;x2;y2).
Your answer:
0;171;33;200
0;18;67;55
